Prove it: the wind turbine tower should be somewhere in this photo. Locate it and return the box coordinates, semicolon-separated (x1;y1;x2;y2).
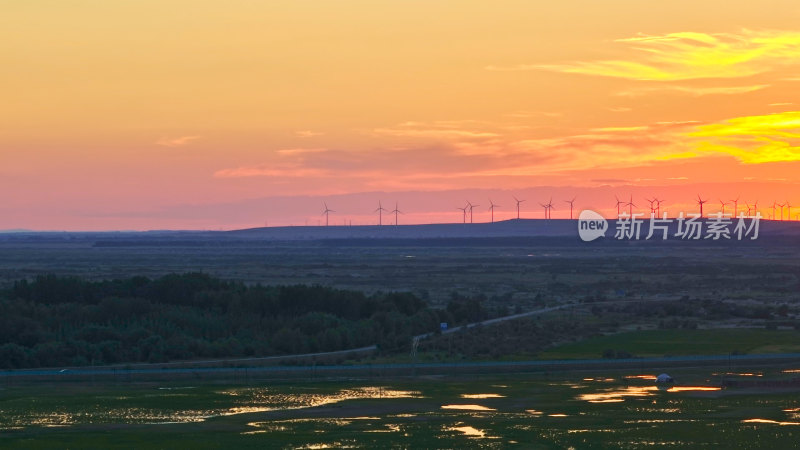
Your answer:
696;195;708;218
565;197;576;220
719;199;730;216
467;201;479;224
457;205;468;224
646;198;657;215
545;198;555;219
322;202;334;227
374;201;387;226
488;199;500;223
390;202;402;226
615;195;624;217
626;195;636;217
731;196;740;217
513;196;526;219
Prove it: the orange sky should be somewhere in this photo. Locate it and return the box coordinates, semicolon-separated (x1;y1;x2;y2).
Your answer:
3;1;800;229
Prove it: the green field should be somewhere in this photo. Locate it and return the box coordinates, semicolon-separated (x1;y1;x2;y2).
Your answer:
538;328;800;360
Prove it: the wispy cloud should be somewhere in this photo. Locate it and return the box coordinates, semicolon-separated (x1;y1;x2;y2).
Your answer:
295;130;324;138
372;120;501;141
617;84;769;97
156;135;201;148
591;178;629;184
508;30;800;81
212;111;800;190
373;128;500;139
503;110;562;118
275;148;328;155
591;126;649;132
213;165;330;178
690;111;800;163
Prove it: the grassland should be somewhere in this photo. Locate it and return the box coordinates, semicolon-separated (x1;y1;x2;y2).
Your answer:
2;231;800;447
538;328;800;360
2;365;800;449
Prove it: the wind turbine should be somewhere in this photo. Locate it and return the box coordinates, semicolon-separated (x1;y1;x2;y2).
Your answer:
457;205;468;224
696;195;708;218
772;201;778;220
545;198;555;219
564;197;576;220
390;202;403;226
655;198;665;217
719;199;730;216
615;195;624;217
467;201;479;224
539;198;554;219
488;199;500;223
374;201;387;226
730;196;740;217
322;202;334;227
513;196;526;220
646;198;657;215
744;202;752;216
626;195;636;217
753;200;759;217
787;202;792;221
778;202;786;221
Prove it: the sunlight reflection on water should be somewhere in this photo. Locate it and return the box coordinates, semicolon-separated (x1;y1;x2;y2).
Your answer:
743;418;800;426
460;393;505;399
578;385;721;403
441;404;496;411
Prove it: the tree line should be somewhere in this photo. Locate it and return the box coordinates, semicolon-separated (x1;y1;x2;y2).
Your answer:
0;273;488;369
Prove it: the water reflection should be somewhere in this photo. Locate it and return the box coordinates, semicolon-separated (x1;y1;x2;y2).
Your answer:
712;372;763;377
579;386;721;403
445;424;497;439
743;418;800;426
460;393;505;399
441;404;496;411
218;386;421;415
1;385;422;431
624;374;657;380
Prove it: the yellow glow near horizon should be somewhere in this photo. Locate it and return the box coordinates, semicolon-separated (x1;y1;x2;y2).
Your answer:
691;111;800;163
536;30;800;81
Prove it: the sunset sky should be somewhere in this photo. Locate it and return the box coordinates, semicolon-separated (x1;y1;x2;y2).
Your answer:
4;1;800;230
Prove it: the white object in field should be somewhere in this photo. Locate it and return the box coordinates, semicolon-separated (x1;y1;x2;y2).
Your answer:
656;373;674;384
